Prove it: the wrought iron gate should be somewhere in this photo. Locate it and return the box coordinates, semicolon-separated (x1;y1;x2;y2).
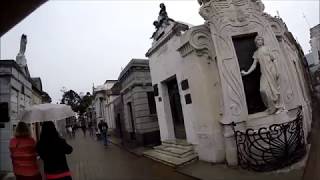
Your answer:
232;109;306;172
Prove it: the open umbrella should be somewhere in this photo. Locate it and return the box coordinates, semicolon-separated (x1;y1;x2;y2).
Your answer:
18;103;75;123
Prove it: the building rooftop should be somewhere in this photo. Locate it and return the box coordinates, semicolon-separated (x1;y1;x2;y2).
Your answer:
31;77;42;91
118;59;149;81
306;53;315;66
310;24;320;38
104;80;118;84
0;59;30;79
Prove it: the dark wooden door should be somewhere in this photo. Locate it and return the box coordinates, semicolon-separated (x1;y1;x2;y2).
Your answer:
167;78;186;139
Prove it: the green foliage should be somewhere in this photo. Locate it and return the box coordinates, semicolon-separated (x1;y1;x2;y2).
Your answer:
61;90;81;112
78;92;93;115
61;91;93;114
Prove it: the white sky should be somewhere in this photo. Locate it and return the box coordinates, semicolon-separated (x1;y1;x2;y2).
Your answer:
0;0;319;103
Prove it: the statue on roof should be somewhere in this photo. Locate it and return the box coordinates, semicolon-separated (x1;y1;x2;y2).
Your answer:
153;3;174;30
16;34;27;67
19;34;27;56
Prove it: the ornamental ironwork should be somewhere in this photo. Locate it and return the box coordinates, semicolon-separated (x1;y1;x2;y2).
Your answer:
232;108;306;172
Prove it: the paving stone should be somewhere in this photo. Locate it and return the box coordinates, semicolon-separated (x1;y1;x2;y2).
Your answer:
66;132;195;180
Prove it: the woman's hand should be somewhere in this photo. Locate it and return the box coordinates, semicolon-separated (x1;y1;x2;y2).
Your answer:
241;70;248;76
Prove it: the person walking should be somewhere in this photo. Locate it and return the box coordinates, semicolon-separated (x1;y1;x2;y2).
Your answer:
80;120;87;137
72;124;77;137
37;121;73;180
66;125;73;139
9;122;42;180
88;121;94;137
98;120;108;146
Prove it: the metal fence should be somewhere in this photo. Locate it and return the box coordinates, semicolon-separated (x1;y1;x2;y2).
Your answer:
232;109;306;172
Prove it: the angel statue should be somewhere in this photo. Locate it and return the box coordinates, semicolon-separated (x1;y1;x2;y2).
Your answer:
241;35;284;114
16;34;27;67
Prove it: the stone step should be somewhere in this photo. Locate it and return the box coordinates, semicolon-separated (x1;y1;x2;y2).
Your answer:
154;145;193;153
162;140;193;149
154;148;196;158
143;149;198;167
161;144;193;151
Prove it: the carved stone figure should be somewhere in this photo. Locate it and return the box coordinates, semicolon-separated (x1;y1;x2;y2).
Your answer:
153;3;173;30
251;0;265;12
241;36;283;114
16;34;27;67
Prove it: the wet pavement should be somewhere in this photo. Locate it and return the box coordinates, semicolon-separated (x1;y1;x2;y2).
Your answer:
66;132;196;180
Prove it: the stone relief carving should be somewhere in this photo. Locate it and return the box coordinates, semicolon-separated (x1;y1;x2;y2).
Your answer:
216;34;247;123
241;36;284;114
189;27;215;59
222;58;245;117
264;14;288;38
198;0;279;124
177;25;215;63
198;0;265;26
199;1;217;21
250;0;265;12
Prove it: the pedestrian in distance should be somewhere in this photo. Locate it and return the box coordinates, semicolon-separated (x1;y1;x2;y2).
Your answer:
9;121;42;180
71;124;76;138
98;120;108;146
66;125;73;139
37;121;73;180
80;120;87;137
88;121;94;137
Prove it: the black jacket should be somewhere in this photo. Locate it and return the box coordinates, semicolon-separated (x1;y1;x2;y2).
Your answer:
98;122;108;133
37;137;73;174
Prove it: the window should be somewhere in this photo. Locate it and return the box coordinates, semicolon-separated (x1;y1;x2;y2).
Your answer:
0;102;9;122
147;92;157;114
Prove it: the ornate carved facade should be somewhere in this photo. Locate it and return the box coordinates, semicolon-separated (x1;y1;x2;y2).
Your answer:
146;1;312;170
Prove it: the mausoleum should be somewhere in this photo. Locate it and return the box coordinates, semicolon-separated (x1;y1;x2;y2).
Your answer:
144;1;312;171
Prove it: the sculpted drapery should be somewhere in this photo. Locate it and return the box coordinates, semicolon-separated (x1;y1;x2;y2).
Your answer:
241;36;282;114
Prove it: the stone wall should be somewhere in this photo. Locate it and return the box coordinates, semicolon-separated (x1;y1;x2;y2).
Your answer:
310;24;320;65
0;60;32;171
147;22;226;162
119;59;160;146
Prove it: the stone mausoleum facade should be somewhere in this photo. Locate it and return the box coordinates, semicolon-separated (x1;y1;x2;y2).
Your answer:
144;0;312;171
117;59;160;146
0;35;49;171
0;60;33;171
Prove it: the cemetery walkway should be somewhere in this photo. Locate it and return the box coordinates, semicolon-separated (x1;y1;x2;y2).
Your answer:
66;132;196;180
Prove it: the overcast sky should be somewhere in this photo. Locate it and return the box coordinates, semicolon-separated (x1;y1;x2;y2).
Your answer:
0;0;319;103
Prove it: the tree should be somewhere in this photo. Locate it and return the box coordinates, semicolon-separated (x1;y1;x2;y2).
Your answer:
61;90;81;112
78;92;93;115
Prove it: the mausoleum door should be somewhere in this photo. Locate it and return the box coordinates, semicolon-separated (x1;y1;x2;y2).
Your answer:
127;102;136;140
232;34;267;114
167;78;186;139
116;114;123;138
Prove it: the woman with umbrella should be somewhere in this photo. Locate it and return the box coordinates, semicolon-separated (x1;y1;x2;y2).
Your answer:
37;121;73;180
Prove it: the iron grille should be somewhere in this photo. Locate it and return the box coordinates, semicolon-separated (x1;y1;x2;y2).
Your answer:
232;108;306;172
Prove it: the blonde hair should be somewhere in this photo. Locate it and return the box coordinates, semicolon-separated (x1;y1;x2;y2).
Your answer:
15;122;31;137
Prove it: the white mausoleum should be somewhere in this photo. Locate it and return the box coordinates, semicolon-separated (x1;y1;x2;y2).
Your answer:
144;0;312;170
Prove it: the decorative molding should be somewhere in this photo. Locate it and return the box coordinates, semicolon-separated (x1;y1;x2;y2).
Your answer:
146;22;189;57
178;42;194;58
199;0;265;28
264;14;288;38
177;25;215;63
